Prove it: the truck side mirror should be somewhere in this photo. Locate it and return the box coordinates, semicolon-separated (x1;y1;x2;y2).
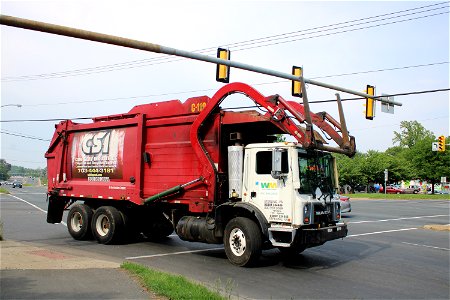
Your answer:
271;148;286;179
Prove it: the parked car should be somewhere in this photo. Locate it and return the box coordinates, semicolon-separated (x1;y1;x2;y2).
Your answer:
403;185;420;194
353;184;367;193
385;186;403;194
12;181;22;188
339;195;351;213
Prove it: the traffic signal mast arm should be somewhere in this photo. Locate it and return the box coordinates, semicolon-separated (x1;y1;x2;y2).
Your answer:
0;14;402;107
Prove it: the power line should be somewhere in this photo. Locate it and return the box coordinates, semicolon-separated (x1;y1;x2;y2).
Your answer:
1;87;448;123
0;130;51;141
19;61;449;107
231;4;450;51
2;2;448;82
309;88;450;104
221;2;448;49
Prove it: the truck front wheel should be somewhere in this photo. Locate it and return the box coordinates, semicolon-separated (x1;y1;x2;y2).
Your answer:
67;204;93;240
91;206;125;244
224;217;262;267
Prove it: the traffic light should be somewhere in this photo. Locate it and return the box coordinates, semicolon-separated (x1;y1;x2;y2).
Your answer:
291;66;303;97
216;48;230;83
438;135;446;152
365;85;375;120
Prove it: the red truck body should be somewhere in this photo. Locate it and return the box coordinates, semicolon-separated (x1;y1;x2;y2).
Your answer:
46;86;285;213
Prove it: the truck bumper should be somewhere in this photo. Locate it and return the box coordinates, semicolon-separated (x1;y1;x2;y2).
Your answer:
298;223;347;245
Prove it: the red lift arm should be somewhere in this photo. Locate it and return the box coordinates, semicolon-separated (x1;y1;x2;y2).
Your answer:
190;82;356;198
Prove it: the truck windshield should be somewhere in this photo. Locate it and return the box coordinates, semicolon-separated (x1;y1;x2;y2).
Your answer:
298;151;335;195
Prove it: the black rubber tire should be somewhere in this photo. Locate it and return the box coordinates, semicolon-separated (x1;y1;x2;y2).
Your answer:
67;204;93;240
224;217;262;267
91;206;125;244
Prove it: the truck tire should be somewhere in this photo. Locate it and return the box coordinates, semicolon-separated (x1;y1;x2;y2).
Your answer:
91;206;125;244
67;204;93;240
224;217;262;267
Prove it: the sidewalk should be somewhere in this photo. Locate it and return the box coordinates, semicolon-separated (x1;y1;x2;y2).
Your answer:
0;240;156;299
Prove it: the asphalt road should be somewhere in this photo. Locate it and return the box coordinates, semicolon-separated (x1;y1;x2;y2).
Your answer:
1;186;449;299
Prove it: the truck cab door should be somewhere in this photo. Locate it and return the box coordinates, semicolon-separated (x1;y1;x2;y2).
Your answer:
243;149;293;223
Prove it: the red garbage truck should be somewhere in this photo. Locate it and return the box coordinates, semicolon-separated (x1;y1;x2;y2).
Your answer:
46;82;354;266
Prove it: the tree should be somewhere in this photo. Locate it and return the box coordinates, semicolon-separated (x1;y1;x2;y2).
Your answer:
385;146;415;181
393;120;434;148
0;159;11;181
334;152;366;190
361;150;389;184
409;135;450;193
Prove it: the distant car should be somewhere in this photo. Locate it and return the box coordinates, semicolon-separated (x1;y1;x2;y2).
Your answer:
403;185;420;194
339;195;351;213
385;186;403;194
353;185;366;193
12;181;22;188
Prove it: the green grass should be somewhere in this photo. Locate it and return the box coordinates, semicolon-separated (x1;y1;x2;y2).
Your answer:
121;262;226;300
344;193;450;200
0;187;9;194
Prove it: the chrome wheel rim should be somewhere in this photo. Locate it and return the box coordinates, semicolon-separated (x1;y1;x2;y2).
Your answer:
229;228;246;257
95;214;110;237
70;212;83;232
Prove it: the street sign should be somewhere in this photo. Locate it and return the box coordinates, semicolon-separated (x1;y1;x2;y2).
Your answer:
432;142;439;151
381;94;394;114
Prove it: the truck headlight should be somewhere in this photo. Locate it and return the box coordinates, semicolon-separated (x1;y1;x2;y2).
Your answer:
304;203;312;224
333;202;341;221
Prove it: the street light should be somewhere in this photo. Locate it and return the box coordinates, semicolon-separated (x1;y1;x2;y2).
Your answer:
1;104;22;108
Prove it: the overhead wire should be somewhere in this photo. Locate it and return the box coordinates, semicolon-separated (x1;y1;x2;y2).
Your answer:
16;61;449;107
0;130;50;141
1;2;448;82
1;87;448;123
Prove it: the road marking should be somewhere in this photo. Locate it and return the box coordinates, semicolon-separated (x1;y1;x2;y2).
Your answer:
7;194;67;227
9;192;47;195
125;247;224;260
349;214;449;224
401;242;450;251
347;227;419;237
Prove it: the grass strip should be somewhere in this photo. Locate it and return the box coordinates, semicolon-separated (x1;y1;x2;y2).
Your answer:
121;262;225;300
343;193;449;200
0;188;9;194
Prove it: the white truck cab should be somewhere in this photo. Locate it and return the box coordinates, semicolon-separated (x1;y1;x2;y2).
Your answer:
238;142;346;251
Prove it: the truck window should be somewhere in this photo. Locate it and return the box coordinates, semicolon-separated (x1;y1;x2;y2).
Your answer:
256;151;288;174
298;152;335;194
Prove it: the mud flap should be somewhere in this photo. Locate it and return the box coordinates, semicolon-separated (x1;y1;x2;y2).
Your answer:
46;196;68;223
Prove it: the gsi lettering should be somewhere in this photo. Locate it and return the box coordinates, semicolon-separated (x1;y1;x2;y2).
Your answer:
81;130;111;155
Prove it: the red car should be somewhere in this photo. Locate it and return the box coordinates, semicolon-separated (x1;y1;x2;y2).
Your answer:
385;186;404;194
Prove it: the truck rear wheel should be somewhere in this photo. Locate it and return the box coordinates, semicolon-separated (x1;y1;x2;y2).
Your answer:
67;204;93;240
224;217;262;267
91;206;125;244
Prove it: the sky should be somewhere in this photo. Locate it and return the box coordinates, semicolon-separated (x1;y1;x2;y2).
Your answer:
0;0;449;169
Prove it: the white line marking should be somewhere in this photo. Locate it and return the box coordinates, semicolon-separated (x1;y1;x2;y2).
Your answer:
125;247;224;260
7;194;67;227
347;227;418;237
10;193;47;195
401;242;450;251
349;214;449;224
